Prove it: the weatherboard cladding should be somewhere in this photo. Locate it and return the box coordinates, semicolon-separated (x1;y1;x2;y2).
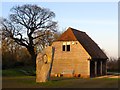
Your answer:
57;27;108;59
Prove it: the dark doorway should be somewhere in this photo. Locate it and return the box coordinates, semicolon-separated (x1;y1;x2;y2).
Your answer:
97;61;101;76
90;61;95;77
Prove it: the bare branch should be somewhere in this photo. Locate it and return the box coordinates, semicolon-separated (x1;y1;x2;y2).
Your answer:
33;33;45;40
1;4;58;63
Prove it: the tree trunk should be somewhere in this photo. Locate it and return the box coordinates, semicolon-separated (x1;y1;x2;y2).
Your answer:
27;46;37;66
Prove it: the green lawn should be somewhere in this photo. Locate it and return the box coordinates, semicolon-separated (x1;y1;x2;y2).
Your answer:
2;66;36;76
2;68;119;88
2;76;119;88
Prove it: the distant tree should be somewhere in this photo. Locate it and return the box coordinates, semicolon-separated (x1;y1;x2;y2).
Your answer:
1;4;58;65
2;35;35;69
2;37;20;68
107;57;119;72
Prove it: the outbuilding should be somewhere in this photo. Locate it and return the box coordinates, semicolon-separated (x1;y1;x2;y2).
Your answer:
50;27;108;78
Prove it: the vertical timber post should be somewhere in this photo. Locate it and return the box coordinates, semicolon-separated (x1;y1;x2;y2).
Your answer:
95;61;97;77
100;60;102;76
105;60;107;75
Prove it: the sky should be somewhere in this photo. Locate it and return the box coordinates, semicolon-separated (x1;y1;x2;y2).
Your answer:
1;1;118;59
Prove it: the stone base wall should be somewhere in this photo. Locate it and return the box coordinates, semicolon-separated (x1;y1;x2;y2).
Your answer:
50;73;90;78
80;74;90;78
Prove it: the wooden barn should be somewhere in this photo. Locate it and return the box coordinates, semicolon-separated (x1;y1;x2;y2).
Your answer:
50;27;108;78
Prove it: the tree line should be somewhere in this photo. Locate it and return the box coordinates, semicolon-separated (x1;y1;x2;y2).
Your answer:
107;57;120;73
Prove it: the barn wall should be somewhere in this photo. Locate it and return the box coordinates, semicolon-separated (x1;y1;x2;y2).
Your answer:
51;41;91;77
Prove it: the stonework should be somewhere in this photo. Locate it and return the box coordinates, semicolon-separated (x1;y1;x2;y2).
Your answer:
36;46;54;82
51;41;91;78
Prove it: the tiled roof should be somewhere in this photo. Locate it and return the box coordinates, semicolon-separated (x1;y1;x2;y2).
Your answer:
57;27;108;59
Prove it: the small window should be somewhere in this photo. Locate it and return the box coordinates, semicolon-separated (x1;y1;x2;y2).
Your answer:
66;45;70;51
62;45;65;51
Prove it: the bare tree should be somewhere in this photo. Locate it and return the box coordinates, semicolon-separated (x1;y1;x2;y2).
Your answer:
1;4;57;65
35;30;61;53
107;57;119;72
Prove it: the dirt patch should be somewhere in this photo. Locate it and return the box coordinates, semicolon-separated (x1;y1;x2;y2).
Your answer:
96;75;120;78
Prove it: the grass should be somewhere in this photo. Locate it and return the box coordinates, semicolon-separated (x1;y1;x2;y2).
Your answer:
2;66;36;76
2;76;119;88
2;67;119;88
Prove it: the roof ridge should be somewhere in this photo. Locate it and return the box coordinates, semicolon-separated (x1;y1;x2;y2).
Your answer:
68;27;79;41
69;27;85;33
56;27;77;41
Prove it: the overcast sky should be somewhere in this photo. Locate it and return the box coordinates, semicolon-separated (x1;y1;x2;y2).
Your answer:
1;1;118;59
